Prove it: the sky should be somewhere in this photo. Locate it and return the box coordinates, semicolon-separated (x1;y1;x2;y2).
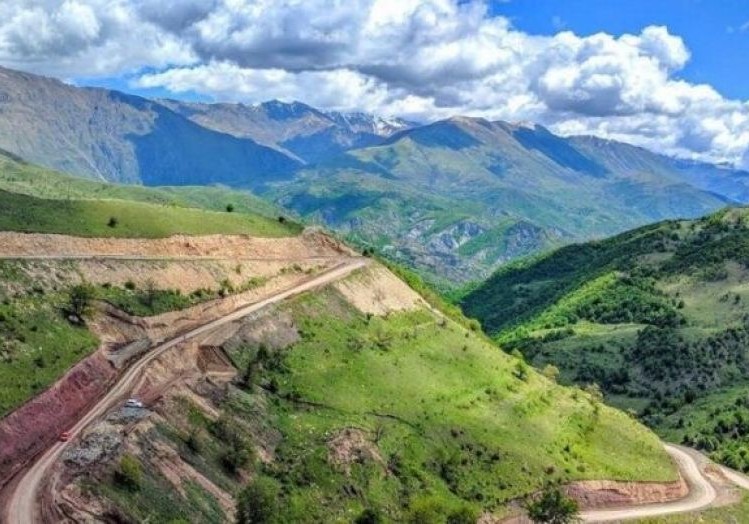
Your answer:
1;0;749;167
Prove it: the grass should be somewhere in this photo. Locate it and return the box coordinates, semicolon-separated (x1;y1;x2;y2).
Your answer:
216;287;674;521
96;276;267;317
0;150;286;219
0;190;301;238
0;290;98;417
461;207;749;473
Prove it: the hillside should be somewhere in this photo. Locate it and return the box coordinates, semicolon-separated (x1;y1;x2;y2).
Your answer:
462;206;749;472
0;246;678;522
0;150;300;236
0;67;299;188
0;161;691;521
268;118;737;285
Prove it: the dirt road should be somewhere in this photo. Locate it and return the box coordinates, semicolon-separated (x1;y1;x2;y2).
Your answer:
4;258;367;524
580;444;717;522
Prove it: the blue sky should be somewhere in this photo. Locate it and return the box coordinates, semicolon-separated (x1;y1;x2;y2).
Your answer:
493;0;749;99
2;0;749;166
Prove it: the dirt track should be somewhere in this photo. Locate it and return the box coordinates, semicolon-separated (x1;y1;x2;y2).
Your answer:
4;258;367;524
580;444;717;522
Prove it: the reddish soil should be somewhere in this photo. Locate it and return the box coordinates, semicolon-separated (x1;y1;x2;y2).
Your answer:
0;349;116;488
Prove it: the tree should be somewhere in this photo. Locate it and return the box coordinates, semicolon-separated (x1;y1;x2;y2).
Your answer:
236;477;279;524
524;486;579;524
67;283;95;321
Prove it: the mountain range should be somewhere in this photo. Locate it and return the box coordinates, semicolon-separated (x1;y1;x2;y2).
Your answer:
2;65;749;283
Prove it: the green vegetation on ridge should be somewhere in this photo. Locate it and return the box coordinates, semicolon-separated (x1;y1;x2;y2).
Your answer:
462;206;749;473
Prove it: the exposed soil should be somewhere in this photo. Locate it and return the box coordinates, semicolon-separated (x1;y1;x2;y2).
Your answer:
564;476;688;509
327;427;385;475
0;229;352;259
333;265;426;315
0;348;116;489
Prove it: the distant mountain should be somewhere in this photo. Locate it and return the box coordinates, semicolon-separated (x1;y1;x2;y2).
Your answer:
0;67;299;188
267;117;736;284
160;99;412;163
460;207;749;473
1;64;748;284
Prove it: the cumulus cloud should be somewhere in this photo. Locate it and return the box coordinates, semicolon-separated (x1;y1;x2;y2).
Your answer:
2;0;749;167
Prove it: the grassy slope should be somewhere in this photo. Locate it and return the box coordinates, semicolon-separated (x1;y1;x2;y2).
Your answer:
94;282;675;522
0;190;300;238
0;150;300;236
462;206;749;472
0;262;98;417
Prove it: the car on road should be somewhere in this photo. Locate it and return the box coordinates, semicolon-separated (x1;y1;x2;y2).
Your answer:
59;431;72;442
125;398;144;408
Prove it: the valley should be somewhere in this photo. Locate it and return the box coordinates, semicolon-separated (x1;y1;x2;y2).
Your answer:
0;59;746;524
463;207;749;483
0;167;732;522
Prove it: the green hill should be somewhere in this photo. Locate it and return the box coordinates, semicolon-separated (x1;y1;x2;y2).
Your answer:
0;151;300;238
79;270;675;522
462;206;749;472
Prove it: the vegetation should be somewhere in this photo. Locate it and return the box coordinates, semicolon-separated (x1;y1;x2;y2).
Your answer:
236;477;280;524
523;486;579;524
115;454;143;491
0;189;300;238
0;283;98;417
217;288;672;521
96;276;267;317
462;207;749;472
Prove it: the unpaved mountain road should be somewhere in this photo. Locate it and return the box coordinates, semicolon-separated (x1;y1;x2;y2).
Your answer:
4;255;749;523
581;444;718;522
4;258;367;524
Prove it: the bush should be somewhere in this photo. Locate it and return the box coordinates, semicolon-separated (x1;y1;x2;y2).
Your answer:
354;508;383;524
115;454;142;490
107;216;118;228
236;477;280;524
67;283;95;320
226;204;235;213
447;505;479;524
405;497;446;524
524;486;579;524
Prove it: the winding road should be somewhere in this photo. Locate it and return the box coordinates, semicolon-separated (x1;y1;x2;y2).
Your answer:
4;255;749;522
4;258;367;524
581;444;718;522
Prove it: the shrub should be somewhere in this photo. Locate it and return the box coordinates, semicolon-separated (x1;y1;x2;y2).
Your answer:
236;477;280;524
107;216;118;228
115;454;142;490
447;505;479;524
226;204;235;213
354;508;383;524
67;283;95;321
524;486;579;524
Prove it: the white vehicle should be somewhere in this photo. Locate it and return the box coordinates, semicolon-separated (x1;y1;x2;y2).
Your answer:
125;398;144;408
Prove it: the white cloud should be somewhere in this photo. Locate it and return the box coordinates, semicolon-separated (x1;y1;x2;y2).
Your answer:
2;0;749;167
